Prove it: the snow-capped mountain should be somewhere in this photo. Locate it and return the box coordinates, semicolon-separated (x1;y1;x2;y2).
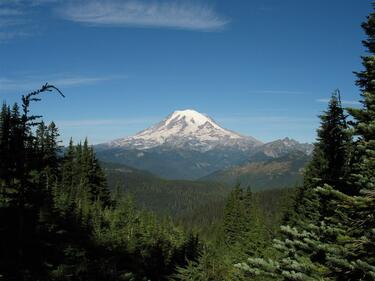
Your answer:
96;109;313;180
108;109;262;151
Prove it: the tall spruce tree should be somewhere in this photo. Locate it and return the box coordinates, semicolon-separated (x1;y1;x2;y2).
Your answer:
223;185;246;245
0;84;65;280
287;90;351;226
236;91;353;280
307;90;351;190
341;3;375;278
0;104;11;203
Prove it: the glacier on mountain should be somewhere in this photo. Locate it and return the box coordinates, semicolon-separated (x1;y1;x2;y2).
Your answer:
108;109;262;151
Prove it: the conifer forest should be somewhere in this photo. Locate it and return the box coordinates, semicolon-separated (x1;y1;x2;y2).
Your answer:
1;1;375;281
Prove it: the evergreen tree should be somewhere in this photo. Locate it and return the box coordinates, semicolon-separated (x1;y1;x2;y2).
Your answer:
340;4;375;278
241;188;268;259
287;90;351;226
0;84;65;280
173;246;244;281
307;90;351;190
223;185;246;245
0;104;11;203
236;91;353;280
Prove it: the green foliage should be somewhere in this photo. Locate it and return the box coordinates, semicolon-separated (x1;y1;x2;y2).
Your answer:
174;183;291;281
223;185;247;245
173;246;244;281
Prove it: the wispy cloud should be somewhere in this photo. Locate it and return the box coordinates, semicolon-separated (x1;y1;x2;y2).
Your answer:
58;0;229;31
0;2;33;41
0;74;126;92
316;98;361;106
0;0;63;42
51;74;127;87
0;30;29;41
0;0;228;42
0;8;24;16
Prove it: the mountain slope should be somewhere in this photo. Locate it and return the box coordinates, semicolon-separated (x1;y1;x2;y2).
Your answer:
201;151;310;191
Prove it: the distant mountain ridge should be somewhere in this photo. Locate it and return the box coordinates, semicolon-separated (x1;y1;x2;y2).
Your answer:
250;137;313;160
201;151;311;191
96;109;313;180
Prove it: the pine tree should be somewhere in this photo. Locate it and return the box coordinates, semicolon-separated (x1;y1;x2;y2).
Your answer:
223;185;246;245
339;4;375;278
241;188;268;259
309;90;351;189
287;90;351;226
0;84;65;280
0;104;11;203
348;3;375;198
236;91;353;280
45;122;61;180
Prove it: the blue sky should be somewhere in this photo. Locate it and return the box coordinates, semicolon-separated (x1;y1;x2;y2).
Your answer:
0;0;372;144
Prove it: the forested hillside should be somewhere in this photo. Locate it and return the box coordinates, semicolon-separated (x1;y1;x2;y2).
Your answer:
103;161;296;238
201;151;309;191
103;161;230;217
0;87;201;280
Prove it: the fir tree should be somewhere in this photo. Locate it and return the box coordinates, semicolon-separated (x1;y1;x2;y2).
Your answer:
288;90;351;226
340;3;375;278
0;104;11;203
236;91;353;280
223;185;246;245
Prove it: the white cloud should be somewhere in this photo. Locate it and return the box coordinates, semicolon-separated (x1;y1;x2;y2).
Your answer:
316;98;361;106
58;0;229;31
0;74;126;92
